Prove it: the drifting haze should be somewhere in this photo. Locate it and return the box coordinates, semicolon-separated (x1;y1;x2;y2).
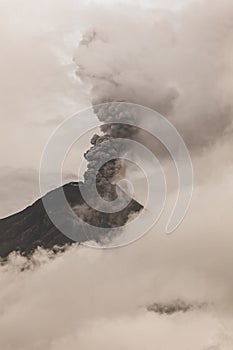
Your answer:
75;0;233;152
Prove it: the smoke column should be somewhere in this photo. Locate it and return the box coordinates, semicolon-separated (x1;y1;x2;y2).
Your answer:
74;102;143;240
75;1;233;154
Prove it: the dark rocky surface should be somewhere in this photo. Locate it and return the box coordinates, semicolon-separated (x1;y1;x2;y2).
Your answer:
0;182;143;259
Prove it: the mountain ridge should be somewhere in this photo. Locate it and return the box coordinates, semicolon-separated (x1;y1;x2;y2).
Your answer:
0;182;142;259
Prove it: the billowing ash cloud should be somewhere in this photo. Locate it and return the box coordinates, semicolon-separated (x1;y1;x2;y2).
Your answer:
75;0;233;152
83;103;138;195
77;102;143;234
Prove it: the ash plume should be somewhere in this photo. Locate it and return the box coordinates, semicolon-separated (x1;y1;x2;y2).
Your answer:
74;102;143;237
75;0;233;154
84;102;139;198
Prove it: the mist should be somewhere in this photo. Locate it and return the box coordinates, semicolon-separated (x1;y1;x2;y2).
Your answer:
75;0;233;153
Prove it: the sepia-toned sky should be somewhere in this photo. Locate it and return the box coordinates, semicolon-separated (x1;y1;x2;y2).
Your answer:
0;0;198;217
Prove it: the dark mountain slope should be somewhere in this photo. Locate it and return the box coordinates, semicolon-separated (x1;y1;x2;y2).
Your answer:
0;182;142;259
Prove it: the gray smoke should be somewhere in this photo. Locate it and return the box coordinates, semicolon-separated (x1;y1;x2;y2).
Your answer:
75;0;233;153
75;102;143;236
147;300;207;315
73;0;233;243
84;102;139;195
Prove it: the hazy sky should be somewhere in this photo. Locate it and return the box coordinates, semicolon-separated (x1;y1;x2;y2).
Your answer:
0;0;193;216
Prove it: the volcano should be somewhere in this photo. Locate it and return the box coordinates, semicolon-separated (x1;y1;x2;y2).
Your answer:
0;182;143;259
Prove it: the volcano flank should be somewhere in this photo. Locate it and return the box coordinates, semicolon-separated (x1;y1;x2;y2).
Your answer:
0;182;143;259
